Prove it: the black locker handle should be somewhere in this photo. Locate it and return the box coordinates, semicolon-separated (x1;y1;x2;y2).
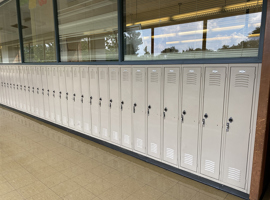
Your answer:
133;103;137;113
90;96;92;105
121;101;124;111
163;107;168;118
148;105;151;116
81;95;84;103
99;98;102;107
73;94;76;101
59;91;62;99
109;99;112;108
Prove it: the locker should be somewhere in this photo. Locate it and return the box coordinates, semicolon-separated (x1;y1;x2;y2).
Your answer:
9;66;15;108
89;67;100;137
80;66;91;135
147;68;162;159
223;66;256;189
132;67;147;154
33;67;40;116
25;66;31;113
109;67;121;145
5;67;11;106
59;66;69;126
73;66;83;131
18;66;24;110
2;67;7;105
65;66;75;128
14;66;20;109
41;66;50;120
120;68;132;149
180;67;201;171
29;67;36;114
0;68;3;104
99;67;110;140
200;66;226;179
52;66;62;124
12;66;17;108
163;67;180;166
47;66;55;122
35;66;44;118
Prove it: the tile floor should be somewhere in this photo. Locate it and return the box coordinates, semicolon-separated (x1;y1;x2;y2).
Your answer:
0;106;267;200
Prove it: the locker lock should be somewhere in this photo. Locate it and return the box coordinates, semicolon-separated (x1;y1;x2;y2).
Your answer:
183;110;186;115
229;117;233;123
204;113;208;119
73;94;76;101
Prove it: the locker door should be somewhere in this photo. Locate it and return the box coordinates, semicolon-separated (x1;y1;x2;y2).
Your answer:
65;66;75;128
18;66;24;110
180;67;201;171
29;67;36;114
200;67;226;179
41;66;50;120
89;67;100;137
99;67;110;140
132;67;147;154
12;66;17;108
73;66;83;131
80;66;91;135
0;68;3;104
25;66;31;113
6;67;11;106
14;66;19;108
223;66;256;189
109;68;121;145
52;67;62;124
147;68;162;159
7;66;13;107
59;66;69;126
47;66;55;122
163;68;180;166
35;66;44;117
34;67;40;116
121;68;132;149
9;66;15;107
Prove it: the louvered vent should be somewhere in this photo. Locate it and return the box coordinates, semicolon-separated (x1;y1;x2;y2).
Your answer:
184;153;193;166
59;69;63;77
41;69;45;76
186;73;197;85
66;70;70;78
166;148;174;159
228;167;241;182
111;70;116;80
100;70;105;80
235;74;249;88
151;143;157;154
205;160;215;173
151;72;158;83
91;70;95;79
209;74;221;86
82;71;86;79
135;71;143;82
74;69;77;77
137;138;143;148
167;72;176;84
123;71;129;81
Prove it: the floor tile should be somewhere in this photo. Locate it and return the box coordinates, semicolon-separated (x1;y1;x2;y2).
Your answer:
40;173;69;188
0;190;24;200
26;189;61;200
8;173;37;189
63;188;96;200
0;182;14;196
17;180;48;199
84;178;114;196
51;180;81;197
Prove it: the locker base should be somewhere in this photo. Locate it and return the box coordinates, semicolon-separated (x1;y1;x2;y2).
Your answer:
0;104;250;200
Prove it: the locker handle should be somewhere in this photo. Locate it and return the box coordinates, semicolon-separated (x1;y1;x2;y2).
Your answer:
148;105;151;116
37;88;39;94
90;96;92;105
181;114;184;122
59;91;62;99
42;89;44;95
202;119;205;126
121;101;124;111
133;103;137;113
226;122;230;132
109;99;112;108
229;117;233;123
99;98;102;107
73;94;76;101
47;90;49;96
66;93;68;100
81;95;84;103
163;107;167;118
53;91;55;97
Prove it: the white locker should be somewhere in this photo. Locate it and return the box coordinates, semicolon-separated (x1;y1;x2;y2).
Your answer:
35;66;44;118
89;67;100;137
59;66;69;126
33;67;40;116
109;67;121;145
14;66;20;109
223;66;256;189
73;66;83;131
47;66;55;122
18;66;24;110
0;68;3;104
25;66;31;113
5;67;11;106
132;67;147;154
163;67;180;166
99;67;110;140
41;66;50;120
29;67;36;114
2;67;7;105
147;68;162;159
121;68;132;149
65;66;75;128
200;66;226;179
180;67;201;172
9;66;15;108
80;66;91;135
52;66;62;124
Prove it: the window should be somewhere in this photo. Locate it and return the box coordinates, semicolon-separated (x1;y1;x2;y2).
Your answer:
20;0;56;62
0;0;21;63
57;0;118;62
124;0;263;61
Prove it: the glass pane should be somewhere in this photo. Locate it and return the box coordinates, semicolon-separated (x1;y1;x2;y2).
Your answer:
20;0;56;62
57;0;118;62
124;0;263;61
0;0;21;63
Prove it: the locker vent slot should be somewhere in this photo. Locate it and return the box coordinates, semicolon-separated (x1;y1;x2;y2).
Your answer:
123;71;129;81
166;148;174;160
137;138;143;148
111;71;117;80
100;70;105;80
91;70;95;79
135;71;143;82
124;135;130;144
205;160;215;173
235;74;249;88
184;153;193;166
167;72;176;84
82;71;86;79
103;128;108;137
186;73;197;85
228;167;241;182
209;74;221;86
151;143;157;154
113;131;118;140
151;72;159;83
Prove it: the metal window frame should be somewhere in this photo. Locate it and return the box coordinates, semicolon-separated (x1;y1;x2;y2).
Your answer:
0;0;267;65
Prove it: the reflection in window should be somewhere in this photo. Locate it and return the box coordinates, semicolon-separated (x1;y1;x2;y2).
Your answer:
57;0;118;62
0;0;21;63
20;0;56;62
124;0;263;60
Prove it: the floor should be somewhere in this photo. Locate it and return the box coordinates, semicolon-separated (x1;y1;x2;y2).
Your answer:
0;106;268;200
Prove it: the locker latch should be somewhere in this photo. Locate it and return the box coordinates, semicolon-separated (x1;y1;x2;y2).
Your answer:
90;96;92;105
53;91;55;97
99;98;102;106
42;89;44;95
37;88;39;94
133;103;137;113
202;113;208;126
47;90;49;96
226;117;233;132
163;107;168;118
148;105;151;116
17;85;18;90
121;101;124;111
59;91;62;99
66;92;68;100
81;95;84;103
24;86;26;91
109;99;112;108
32;87;35;93
28;86;30;92
73;94;76;101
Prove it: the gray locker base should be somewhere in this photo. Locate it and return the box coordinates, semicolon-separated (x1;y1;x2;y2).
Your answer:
0;104;250;200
